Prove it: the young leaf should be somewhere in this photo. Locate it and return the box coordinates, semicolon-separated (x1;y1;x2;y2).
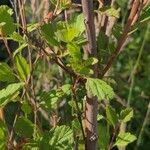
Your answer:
114;132;137;147
15;117;34;138
71;13;85;35
99;6;120;18
56;27;79;43
106;106;118;127
0;5;15;36
15;54;30;81
0;83;24;107
120;108;133;123
67;43;81;60
86;78;115;101
0;63;16;82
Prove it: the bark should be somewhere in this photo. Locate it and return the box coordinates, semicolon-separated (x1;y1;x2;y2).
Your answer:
81;0;98;149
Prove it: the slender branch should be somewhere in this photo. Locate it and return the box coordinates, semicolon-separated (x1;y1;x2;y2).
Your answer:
108;123;120;150
101;0;147;77
135;102;150;149
72;78;86;141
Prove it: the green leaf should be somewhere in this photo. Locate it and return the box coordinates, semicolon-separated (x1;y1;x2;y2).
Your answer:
15;117;34;138
61;84;71;95
27;23;39;32
10;32;25;43
120;108;133;123
86;78;115;101
0;5;15;35
71;13;85;35
56;27;79;43
99;6;120;18
39;90;63;110
50;125;73;149
139;6;150;23
114;132;137;147
67;43;81;60
15;54;30;81
106;106;118;127
41;23;59;46
13;43;28;57
98;122;110;149
0;83;24;107
0;121;7;150
50;0;71;11
112;24;123;40
97;31;108;51
0;63;16;82
21;101;32;115
83;57;98;66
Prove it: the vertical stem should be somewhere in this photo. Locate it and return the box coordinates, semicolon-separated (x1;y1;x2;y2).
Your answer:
135;102;150;149
81;0;98;149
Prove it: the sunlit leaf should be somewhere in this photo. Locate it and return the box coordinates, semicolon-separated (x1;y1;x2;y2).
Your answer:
0;83;24;107
120;108;133;123
86;78;115;101
114;132;137;147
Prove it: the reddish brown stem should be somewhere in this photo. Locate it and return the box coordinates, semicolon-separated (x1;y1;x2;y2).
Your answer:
81;0;98;149
101;0;147;77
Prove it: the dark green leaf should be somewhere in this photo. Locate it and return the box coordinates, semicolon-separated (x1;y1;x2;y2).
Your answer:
21;101;32;115
0;5;15;35
41;23;59;46
98;122;110;149
15;54;30;81
106;106;118;127
15;117;34;138
0;63;16;82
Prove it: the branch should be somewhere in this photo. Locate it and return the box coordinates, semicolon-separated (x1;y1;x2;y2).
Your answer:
101;0;147;77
